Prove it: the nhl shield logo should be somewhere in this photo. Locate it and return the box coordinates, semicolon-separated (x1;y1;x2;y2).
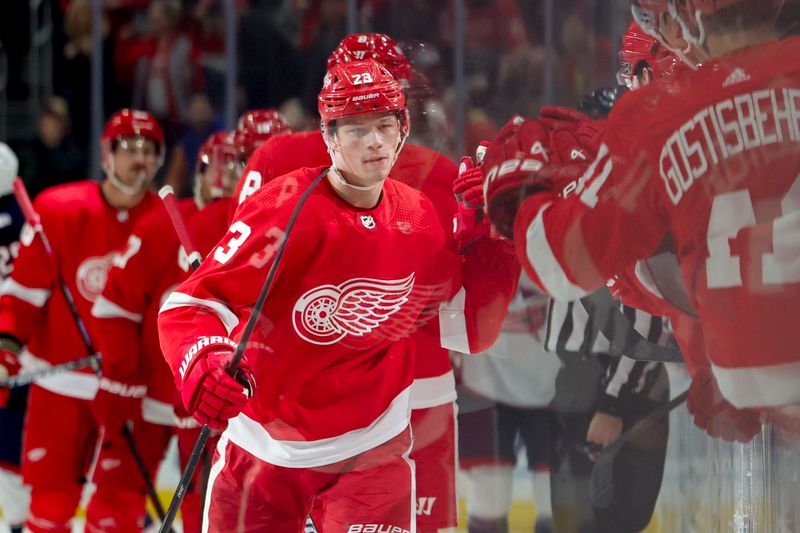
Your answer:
360;215;376;229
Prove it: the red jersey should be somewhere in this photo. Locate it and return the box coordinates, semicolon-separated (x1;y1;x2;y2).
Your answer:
235;132;521;408
515;38;800;409
0;181;158;399
91;198;233;425
91;198;198;422
158;167;445;467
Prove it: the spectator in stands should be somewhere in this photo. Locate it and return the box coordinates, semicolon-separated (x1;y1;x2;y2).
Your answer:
161;92;223;198
15;97;87;199
130;0;200;140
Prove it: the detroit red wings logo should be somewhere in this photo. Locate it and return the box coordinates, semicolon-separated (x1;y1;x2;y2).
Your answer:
292;274;415;345
76;252;116;302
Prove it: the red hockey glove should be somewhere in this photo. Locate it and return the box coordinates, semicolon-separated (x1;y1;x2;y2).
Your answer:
91;376;147;429
453;141;490;209
483;115;595;239
0;337;22;407
538;105;606;160
181;347;255;430
687;366;761;443
453;153;493;252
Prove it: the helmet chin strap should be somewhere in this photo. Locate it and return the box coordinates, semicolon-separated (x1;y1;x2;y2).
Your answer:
633;3;701;70
668;0;708;66
106;157;150;196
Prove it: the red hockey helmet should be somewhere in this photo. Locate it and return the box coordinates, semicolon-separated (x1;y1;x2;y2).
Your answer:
102;109;164;154
328;33;413;85
618;20;683;85
631;0;671;39
234;109;291;160
318;59;409;136
195;131;241;204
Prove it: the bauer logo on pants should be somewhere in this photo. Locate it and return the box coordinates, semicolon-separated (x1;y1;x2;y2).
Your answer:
292;274;415;346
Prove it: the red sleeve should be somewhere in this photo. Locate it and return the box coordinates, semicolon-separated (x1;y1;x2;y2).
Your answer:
439;237;521;354
91;202;196;382
158;180;310;391
0;198;57;343
513;134;668;301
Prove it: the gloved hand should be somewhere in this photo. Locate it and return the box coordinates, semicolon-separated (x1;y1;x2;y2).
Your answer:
538;106;606;160
687;366;761;443
92;376;147;429
483;114;596;239
453;143;492;251
453;141;490;209
0;337;22;408
181;347;255;430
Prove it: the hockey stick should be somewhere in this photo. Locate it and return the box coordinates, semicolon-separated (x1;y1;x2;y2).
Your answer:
13;178;171;530
122;421;169;522
159;186;320;533
158;169;327;533
588;388;689;509
0;354;101;388
158;184;216;530
158;186;202;270
12;178;101;365
159;185;321;533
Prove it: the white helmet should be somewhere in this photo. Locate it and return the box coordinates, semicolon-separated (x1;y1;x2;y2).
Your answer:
0;143;19;197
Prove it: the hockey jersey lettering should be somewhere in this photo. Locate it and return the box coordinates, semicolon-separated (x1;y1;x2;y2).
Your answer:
516;37;800;409
661;87;800;205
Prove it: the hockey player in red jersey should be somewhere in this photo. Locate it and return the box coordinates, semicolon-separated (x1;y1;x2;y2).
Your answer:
159;59;454;532
231;33;519;530
0;109;163;533
91;130;246;533
483;1;799;423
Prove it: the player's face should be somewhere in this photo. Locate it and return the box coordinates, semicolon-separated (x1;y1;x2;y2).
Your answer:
331;112;401;186
197;155;242;205
111;137;160;187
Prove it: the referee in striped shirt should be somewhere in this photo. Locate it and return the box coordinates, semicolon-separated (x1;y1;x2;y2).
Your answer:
545;290;673;533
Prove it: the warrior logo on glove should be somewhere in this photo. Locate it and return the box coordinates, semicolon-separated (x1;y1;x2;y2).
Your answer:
292;274;415;345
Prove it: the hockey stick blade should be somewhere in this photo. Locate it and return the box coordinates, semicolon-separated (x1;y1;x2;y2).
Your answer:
589;389;689;509
158;169;327;533
0;354;101;388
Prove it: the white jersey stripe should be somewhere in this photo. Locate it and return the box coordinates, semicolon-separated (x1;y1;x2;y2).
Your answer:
225;386;411;468
1;277;51;308
91;295;143;323
524;203;590;301
159;291;240;335
410;370;456;409
439;287;471;354
713;359;800;408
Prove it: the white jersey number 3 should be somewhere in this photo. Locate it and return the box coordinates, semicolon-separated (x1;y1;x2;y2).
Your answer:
706;175;800;288
214;221;252;264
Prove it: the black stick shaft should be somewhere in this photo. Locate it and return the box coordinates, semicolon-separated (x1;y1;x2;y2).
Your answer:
157;170;326;533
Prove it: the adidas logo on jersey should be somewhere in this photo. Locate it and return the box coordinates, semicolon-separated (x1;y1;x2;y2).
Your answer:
570;149;587;161
722;68;751;88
